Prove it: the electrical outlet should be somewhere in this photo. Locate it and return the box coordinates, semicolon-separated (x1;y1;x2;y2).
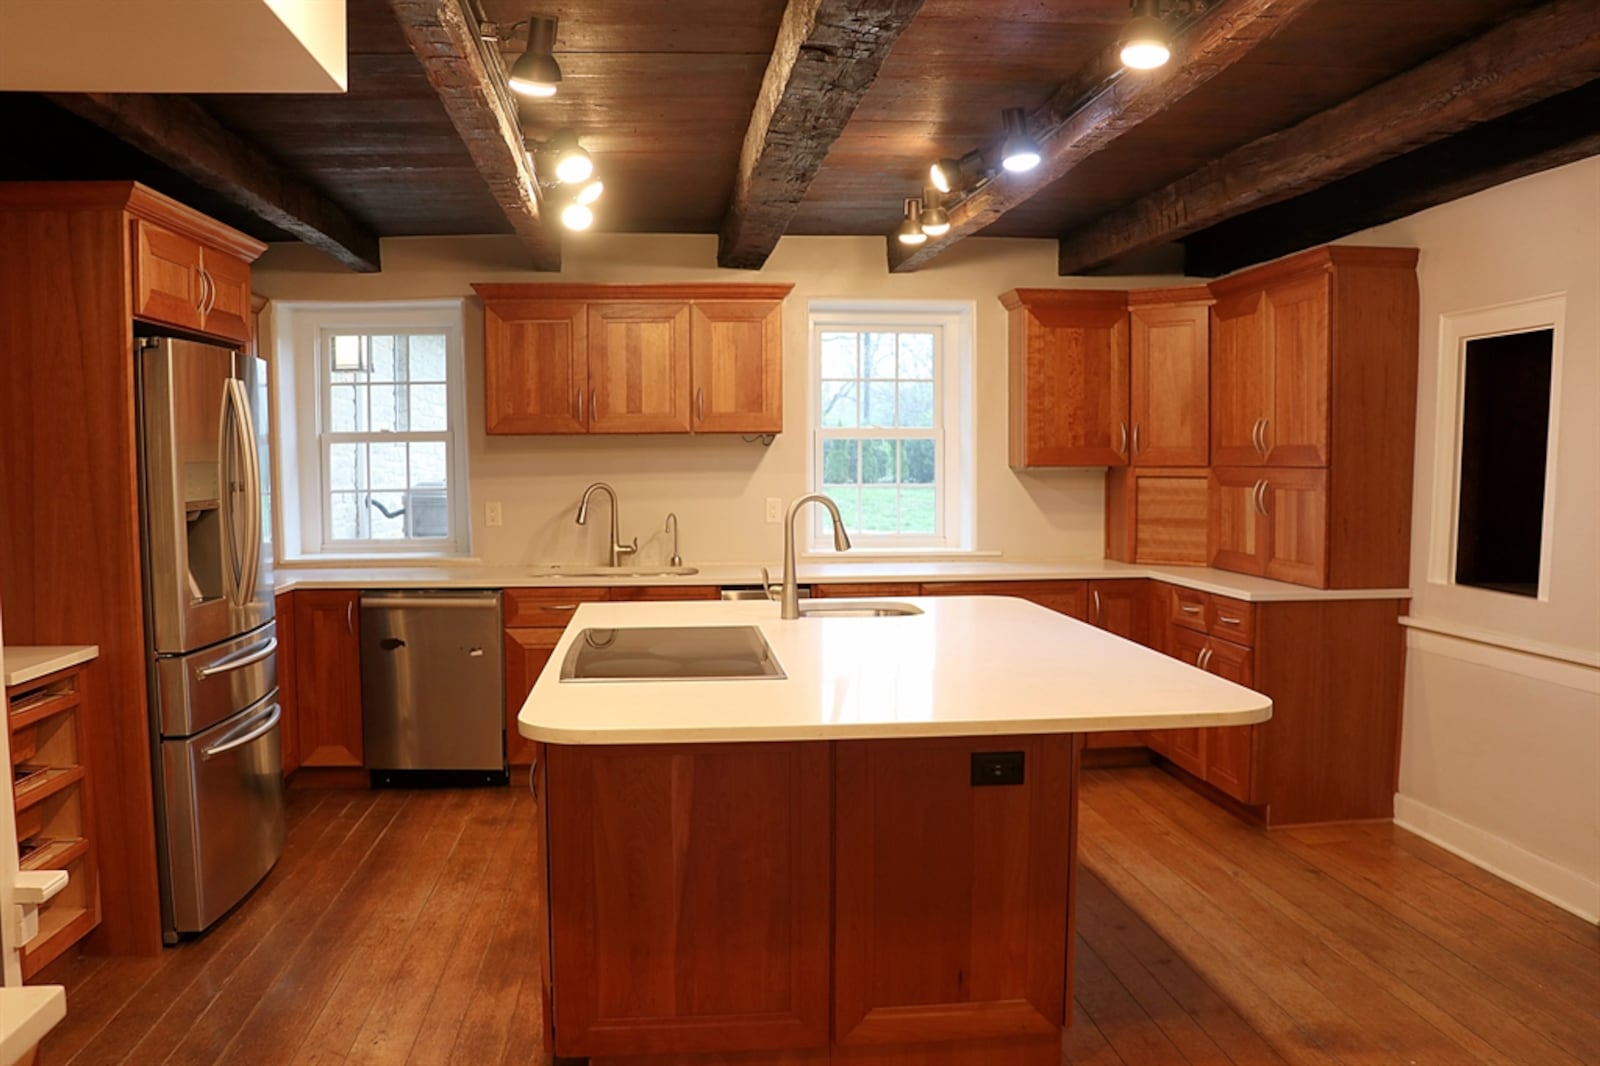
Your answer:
485;500;503;527
765;497;783;523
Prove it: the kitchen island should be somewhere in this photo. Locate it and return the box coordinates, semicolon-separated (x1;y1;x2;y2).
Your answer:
519;595;1270;1065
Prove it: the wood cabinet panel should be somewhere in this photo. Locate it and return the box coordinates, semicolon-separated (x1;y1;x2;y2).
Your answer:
1210;290;1271;467
291;589;363;767
588;302;693;433
1088;580;1145;643
1129;297;1209;466
834;735;1073;1048
608;585;721;601
691;301;782;433
483;300;587;434
813;582;921;599
134;221;204;332
545;742;830;1057
276;591;301;776
1200;638;1257;803
199;246;253;343
919;580;1087;620
501;585;610;626
1208;468;1270;577
1263;468;1329;586
1002;290;1130;467
1104;466;1208;565
504;627;561;767
1264;273;1331;466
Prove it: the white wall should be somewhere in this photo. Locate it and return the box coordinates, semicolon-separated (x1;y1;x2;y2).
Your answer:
1344;157;1600;921
255;235;1177;570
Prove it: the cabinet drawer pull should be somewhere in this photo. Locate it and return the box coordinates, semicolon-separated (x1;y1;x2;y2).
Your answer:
1179;603;1201;615
541;603;580;612
1092;588;1101;621
697;387;705;422
346;600;355;633
1217;614;1242;625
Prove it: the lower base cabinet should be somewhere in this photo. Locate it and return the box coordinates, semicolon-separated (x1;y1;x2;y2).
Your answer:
542;735;1077;1064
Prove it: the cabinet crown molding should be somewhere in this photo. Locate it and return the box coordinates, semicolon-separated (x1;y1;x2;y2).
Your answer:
999;288;1128;311
0;180;267;262
472;282;795;303
1207;244;1419;296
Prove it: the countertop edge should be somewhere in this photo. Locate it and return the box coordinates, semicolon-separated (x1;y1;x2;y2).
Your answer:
0;985;67;1063
4;644;101;688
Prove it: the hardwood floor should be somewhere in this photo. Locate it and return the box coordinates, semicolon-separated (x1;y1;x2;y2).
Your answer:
33;767;1600;1065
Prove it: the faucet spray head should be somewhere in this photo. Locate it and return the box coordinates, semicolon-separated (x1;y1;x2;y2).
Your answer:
575;500;589;525
832;524;852;552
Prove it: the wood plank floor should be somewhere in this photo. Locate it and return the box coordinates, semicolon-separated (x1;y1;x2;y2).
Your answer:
32;767;1600;1065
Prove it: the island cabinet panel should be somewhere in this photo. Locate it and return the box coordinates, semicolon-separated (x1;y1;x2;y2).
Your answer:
1001;289;1130;468
503;627;559;767
291;589;363;768
545;742;831;1058
834;735;1074;1054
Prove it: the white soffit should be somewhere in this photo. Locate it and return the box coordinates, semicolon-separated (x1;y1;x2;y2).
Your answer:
0;0;347;93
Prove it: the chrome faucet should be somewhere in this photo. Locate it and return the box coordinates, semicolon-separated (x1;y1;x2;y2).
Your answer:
665;512;682;567
575;482;637;567
781;493;851;619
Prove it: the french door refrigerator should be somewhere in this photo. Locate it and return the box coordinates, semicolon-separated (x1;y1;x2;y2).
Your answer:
137;334;285;942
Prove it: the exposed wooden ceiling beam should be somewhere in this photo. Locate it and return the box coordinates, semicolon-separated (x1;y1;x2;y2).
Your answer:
719;0;927;270
388;0;559;271
47;93;382;273
1057;0;1600;276
1183;81;1600;277
886;0;1317;273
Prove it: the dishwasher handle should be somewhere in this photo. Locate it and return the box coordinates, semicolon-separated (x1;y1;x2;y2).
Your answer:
359;593;500;611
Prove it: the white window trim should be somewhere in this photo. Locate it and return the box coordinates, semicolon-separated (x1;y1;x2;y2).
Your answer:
807;300;975;554
271;299;472;562
1425;293;1565;601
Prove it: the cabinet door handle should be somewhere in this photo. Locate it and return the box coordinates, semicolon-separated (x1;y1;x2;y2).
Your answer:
591;388;598;423
576;387;584;423
346;600;355;633
1198;647;1213;670
1092;588;1101;621
1251;417;1266;458
1118;421;1128;457
697;387;705;423
1253;479;1267;516
195;267;210;314
1132;423;1141;456
1260;416;1270;455
204;268;217;315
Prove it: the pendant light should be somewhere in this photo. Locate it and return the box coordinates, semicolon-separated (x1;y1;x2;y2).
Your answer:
1119;0;1173;70
919;188;950;237
507;13;562;97
896;199;927;246
999;108;1042;174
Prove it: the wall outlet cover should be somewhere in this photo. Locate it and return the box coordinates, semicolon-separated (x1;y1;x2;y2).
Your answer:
765;497;783;523
486;500;503;527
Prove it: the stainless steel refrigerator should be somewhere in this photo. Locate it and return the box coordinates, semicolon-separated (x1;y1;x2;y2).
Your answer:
137;334;285;943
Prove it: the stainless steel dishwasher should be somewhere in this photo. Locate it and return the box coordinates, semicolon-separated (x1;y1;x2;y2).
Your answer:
359;590;508;786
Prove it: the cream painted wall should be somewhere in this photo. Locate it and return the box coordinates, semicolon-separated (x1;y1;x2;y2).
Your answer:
255;235;1180;571
1343;157;1600;920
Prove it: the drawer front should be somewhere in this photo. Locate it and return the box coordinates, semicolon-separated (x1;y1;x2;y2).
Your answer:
1170;586;1209;632
503;586;610;627
1207;596;1254;645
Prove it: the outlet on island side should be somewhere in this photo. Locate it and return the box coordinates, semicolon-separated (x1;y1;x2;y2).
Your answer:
765;497;783;523
485;500;503;527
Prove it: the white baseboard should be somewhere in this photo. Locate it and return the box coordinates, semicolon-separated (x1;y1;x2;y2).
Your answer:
1393;794;1599;924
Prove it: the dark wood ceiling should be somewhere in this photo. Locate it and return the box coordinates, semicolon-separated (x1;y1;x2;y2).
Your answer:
2;0;1594;276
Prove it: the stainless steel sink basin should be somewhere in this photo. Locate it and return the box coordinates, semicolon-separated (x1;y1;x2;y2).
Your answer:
530;564;700;578
797;601;923;618
560;625;784;681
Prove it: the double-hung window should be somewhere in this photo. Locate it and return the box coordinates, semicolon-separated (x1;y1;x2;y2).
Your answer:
809;302;973;550
273;300;471;560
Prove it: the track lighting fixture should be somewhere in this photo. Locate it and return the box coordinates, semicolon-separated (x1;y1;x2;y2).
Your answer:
896;199;927;246
929;158;960;194
507;13;562;97
919;187;950;237
574;178;604;206
561;201;594;231
547;128;594;183
999;109;1041;174
1119;0;1176;70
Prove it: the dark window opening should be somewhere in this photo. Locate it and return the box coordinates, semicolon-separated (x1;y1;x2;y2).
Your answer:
1454;328;1553;597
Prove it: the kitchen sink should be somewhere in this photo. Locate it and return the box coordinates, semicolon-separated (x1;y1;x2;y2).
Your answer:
559;625;784;681
797;601;923;618
530;564;700;578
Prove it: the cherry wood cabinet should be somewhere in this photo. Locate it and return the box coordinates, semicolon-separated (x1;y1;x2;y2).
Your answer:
1087;579;1147;643
132;217;255;344
275;592;301;776
812;582;921;599
545;741;831;1058
9;660;102;979
1001;289;1130;467
1167;627;1256;803
0;182;265;956
1206;246;1418;588
1128;288;1211;467
289;589;364;768
1104;466;1209;564
475;283;792;436
834;735;1073;1056
920;579;1088;620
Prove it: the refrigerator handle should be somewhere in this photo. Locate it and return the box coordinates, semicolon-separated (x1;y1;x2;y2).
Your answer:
233;378;264;601
216;382;242;606
202;702;281;760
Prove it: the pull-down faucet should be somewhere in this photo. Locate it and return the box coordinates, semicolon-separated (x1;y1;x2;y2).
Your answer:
781;493;851;619
575;482;637;567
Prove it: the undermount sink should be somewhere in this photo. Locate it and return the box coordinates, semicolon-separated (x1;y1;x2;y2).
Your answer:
530;564;700;578
797;601;924;619
560;625;784;681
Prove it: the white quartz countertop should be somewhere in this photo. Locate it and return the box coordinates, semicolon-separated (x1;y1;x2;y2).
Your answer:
3;645;99;688
0;985;66;1065
518;596;1272;745
276;559;1408;603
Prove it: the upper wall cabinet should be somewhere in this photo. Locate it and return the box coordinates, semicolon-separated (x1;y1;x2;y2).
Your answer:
1128;288;1211;467
1001;289;1129;467
473;283;792;436
133;218;255;344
